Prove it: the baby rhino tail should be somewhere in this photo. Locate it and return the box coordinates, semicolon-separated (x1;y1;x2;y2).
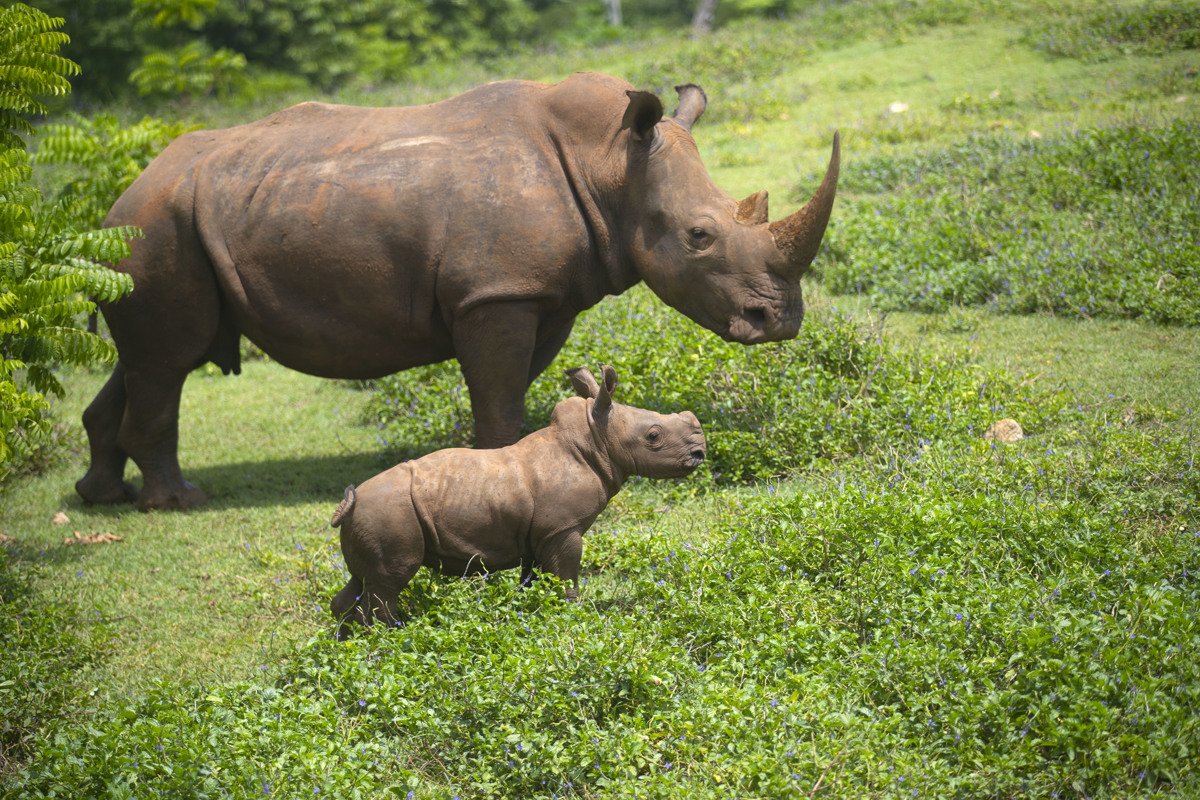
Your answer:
330;485;357;528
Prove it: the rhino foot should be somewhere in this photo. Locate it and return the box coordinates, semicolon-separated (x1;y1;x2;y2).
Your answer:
136;480;209;512
76;473;138;505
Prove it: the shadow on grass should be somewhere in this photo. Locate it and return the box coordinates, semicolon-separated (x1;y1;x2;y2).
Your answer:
53;449;420;515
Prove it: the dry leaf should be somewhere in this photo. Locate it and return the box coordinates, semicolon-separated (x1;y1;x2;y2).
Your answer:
51;511;70;525
0;532;15;546
888;101;909;114
63;531;124;545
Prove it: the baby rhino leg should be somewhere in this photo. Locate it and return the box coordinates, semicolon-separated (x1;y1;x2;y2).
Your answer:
334;469;424;635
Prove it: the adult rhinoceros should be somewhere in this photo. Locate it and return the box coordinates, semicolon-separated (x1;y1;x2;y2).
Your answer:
77;72;838;510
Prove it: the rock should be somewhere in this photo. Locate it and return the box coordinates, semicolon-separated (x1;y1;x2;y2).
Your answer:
984;419;1024;443
51;511;69;525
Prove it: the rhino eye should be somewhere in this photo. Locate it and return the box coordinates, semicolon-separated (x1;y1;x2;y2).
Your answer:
645;427;663;446
688;227;713;249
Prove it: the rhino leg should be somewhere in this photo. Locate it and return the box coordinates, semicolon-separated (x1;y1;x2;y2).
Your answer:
538;529;584;601
526;317;576;389
453;301;542;448
76;362;138;505
331;577;368;640
119;365;208;511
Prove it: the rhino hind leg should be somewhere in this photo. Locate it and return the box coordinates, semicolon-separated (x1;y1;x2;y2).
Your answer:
331;574;411;639
76;362;138;505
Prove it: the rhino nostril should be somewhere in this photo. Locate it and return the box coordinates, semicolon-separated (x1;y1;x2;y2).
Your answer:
744;306;768;327
691;449;705;461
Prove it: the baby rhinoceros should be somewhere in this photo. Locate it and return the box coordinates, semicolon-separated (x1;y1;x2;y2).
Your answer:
330;365;706;634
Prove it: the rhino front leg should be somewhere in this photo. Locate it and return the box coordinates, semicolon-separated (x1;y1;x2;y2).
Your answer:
453;301;542;448
539;529;584;601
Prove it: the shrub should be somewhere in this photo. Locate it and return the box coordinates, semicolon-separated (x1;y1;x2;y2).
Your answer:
1024;0;1200;62
35;113;191;230
0;548;109;775
817;121;1200;324
367;288;1057;484
0;4;137;481
10;406;1199;797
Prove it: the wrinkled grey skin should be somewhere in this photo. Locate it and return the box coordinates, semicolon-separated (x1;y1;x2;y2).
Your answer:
76;72;836;511
330;365;705;635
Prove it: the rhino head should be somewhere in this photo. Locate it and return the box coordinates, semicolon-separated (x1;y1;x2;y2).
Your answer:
617;84;839;344
565;365;706;480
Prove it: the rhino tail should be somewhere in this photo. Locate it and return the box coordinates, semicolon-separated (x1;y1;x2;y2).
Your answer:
330;485;357;528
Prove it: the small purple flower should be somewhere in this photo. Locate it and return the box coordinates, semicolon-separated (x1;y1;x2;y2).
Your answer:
358;699;367;707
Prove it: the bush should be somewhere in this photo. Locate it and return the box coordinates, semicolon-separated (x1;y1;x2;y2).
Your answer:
1024;0;1200;62
367;287;1058;484
817;121;1200;324
0;4;137;482
10;406;1199;797
0;547;109;774
35;113;191;230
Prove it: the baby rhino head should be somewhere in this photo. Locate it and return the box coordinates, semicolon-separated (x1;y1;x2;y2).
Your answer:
566;365;706;479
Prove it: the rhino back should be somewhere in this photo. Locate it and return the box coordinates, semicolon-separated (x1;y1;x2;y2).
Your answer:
112;80;615;380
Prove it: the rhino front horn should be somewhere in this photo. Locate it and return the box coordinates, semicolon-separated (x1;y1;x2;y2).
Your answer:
768;131;840;276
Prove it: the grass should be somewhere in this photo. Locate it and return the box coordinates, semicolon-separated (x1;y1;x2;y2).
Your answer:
0;362;388;694
4;0;1200;794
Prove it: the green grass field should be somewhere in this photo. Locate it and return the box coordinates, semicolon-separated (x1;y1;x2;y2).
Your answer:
3;1;1199;796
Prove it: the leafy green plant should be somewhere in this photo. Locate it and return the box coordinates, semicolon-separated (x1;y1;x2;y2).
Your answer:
367;289;1058;483
818;121;1200;324
35;113;191;230
0;547;109;775
1024;0;1200;61
0;4;137;481
9;403;1198;797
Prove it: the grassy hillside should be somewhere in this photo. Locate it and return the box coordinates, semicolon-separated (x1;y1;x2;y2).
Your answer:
3;1;1199;796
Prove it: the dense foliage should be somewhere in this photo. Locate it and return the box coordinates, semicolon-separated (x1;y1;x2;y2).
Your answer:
818;121;1200;324
34;113;191;230
1023;0;1200;61
0;4;136;482
10;404;1198;796
367;292;1055;483
0;547;109;775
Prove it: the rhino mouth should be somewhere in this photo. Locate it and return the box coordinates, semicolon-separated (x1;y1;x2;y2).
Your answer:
726;305;801;344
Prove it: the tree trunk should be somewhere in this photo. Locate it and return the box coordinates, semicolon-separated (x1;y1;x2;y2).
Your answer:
691;0;718;37
604;0;622;27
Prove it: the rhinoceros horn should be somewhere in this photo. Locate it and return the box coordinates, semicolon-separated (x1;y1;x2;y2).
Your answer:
768;131;840;276
672;84;707;132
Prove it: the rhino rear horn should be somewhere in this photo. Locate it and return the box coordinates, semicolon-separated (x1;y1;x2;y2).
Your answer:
672;84;707;131
768;131;840;277
593;365;618;419
736;190;769;225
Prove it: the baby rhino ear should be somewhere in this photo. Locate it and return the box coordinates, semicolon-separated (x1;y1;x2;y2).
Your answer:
566;367;600;398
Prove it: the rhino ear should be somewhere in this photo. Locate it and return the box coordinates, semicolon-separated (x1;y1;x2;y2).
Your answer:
622;90;663;143
593;365;618;420
566;367;600;399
